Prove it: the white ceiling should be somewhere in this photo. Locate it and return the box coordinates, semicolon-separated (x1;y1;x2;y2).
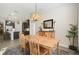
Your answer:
0;3;78;21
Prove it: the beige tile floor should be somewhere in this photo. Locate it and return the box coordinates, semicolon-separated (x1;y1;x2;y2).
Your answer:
0;37;79;55
0;39;19;49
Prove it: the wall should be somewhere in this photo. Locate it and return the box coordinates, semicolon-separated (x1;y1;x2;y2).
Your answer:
30;21;36;35
78;5;79;50
42;4;78;48
30;20;41;35
15;21;22;32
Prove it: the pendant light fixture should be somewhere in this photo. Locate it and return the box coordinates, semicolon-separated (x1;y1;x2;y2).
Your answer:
30;3;40;21
7;10;19;22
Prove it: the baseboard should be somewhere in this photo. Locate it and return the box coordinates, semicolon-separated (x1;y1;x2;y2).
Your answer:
59;43;69;48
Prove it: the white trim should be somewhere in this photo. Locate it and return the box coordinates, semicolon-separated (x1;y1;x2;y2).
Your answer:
59;43;69;48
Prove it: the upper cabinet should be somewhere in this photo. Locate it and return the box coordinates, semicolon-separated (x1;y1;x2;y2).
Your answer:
22;20;30;35
6;20;15;27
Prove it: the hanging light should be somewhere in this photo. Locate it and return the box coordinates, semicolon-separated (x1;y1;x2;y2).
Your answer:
30;3;40;21
7;10;19;22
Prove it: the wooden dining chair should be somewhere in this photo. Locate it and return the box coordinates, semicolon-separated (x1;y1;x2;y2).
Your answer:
56;41;60;55
25;35;30;54
19;33;27;54
45;32;55;38
37;32;45;36
29;41;39;55
38;46;49;55
29;41;49;55
51;40;60;55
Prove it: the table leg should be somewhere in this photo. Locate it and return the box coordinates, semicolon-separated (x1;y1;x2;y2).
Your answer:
57;42;60;55
48;48;52;55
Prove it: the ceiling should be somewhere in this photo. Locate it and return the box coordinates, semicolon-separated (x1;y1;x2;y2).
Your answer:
0;3;77;21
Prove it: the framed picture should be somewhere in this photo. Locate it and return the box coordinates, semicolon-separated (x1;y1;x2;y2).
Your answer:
43;19;53;29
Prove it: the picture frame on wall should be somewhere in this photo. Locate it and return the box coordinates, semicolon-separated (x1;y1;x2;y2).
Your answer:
43;19;53;29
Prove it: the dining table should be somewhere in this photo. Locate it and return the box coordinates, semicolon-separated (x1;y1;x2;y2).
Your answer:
25;35;60;55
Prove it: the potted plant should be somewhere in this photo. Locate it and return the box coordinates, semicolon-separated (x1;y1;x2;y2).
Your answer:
66;24;78;50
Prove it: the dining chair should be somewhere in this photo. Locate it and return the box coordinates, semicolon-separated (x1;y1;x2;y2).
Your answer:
51;40;60;55
37;32;45;36
29;41;39;55
3;32;11;40
38;46;49;55
45;32;55;38
56;41;60;55
29;41;49;55
19;33;26;54
25;35;30;54
0;29;4;40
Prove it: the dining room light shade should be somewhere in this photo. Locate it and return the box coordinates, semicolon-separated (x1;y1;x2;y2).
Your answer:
6;10;19;22
30;11;40;21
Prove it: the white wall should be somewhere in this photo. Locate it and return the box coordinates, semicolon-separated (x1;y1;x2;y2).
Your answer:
15;21;22;32
78;5;79;50
42;4;77;48
30;21;36;35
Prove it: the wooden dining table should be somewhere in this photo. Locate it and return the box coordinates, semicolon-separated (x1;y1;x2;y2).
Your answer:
25;35;60;55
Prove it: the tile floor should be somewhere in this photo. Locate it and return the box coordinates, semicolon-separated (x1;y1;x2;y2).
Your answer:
0;37;79;55
0;39;19;49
